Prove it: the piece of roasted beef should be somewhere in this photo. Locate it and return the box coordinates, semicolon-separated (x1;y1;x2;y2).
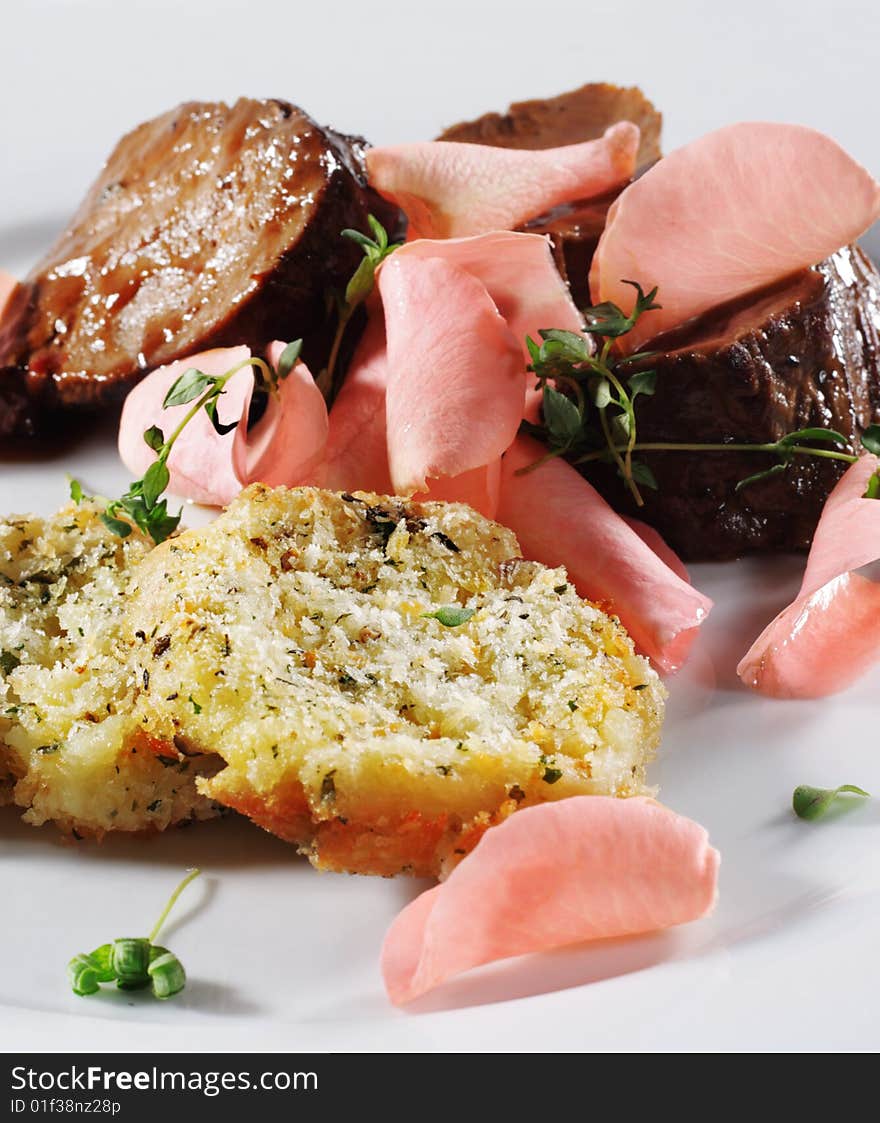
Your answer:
439;83;661;306
0;98;395;437
580;245;880;560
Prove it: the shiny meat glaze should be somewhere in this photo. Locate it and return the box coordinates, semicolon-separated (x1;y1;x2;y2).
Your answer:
0;98;382;435
581;245;880;559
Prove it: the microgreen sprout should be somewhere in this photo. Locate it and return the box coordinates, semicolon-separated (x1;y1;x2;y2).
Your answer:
522;283;866;505
792;784;870;821
68;868;201;1000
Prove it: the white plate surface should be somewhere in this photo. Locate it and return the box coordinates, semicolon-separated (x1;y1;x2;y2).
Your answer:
2;0;880;1053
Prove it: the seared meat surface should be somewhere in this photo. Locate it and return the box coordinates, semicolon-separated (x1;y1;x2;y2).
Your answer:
582;245;880;559
0;98;389;436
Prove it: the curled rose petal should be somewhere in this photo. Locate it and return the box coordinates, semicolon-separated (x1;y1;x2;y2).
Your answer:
394;230;586;425
498;437;712;672
592;123;880;351
382;796;719;1006
379;255;524;496
738;455;880;697
118;346;252;506
316;316;394;495
394;231;583;363
232;340;328;488
367;123;639;240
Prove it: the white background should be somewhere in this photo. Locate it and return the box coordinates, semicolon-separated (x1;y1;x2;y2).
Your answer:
2;0;880;1054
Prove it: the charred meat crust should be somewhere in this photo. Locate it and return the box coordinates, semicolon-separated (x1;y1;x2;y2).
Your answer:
580;245;880;560
0;98;399;436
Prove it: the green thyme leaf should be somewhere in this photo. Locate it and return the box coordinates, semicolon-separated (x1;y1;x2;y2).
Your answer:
68;478;84;505
734;461;789;493
0;650;21;675
627;369;657;398
143;425;165;452
142;460;170;507
792;783;870;821
101;511;133;538
345;254;377;306
188;695;202;715
860;424;880;455
581;281;661;338
204;397;239;437
542;386;582;444
778;427;849;450
341;227;378;253
276;338;303;381
368;213;389;249
423;606;475;627
629;460;658;490
163;368;215;408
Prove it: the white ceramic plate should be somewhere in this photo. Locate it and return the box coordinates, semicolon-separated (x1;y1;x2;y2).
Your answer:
2;216;880;1055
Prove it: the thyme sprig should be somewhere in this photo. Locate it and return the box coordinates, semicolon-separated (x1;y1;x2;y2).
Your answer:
71;343;301;545
316;215;402;400
522;282;865;505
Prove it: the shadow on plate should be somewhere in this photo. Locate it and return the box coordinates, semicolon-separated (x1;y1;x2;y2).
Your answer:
0;807;304;871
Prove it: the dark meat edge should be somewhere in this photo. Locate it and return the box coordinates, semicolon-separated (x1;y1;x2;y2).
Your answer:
577;245;880;560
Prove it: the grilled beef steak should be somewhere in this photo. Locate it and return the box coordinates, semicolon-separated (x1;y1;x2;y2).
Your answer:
439;83;660;307
0;98;392;437
581;245;880;560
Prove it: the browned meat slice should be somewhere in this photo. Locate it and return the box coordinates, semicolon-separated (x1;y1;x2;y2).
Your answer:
579;245;880;560
438;83;661;306
0;98;393;437
438;82;661;167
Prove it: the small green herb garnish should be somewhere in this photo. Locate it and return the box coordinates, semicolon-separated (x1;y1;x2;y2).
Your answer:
68;869;200;1000
861;425;880;498
69;344;300;546
317;215;402;401
74;218;398;550
792;784;870;821
0;650;21;676
523;282;865;505
423;606;475;627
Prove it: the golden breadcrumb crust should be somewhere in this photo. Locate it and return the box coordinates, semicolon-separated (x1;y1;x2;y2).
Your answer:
3;487;665;875
0;501;224;835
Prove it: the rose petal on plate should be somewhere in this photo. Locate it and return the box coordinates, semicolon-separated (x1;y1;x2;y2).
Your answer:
316;316;394;495
379;255;525;496
622;516;691;583
591;122;880;350
415;460;502;519
498;437;712;672
738;454;880;697
382;795;719;1006
118;346;252;506
232;340;328;488
367;123;639;239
